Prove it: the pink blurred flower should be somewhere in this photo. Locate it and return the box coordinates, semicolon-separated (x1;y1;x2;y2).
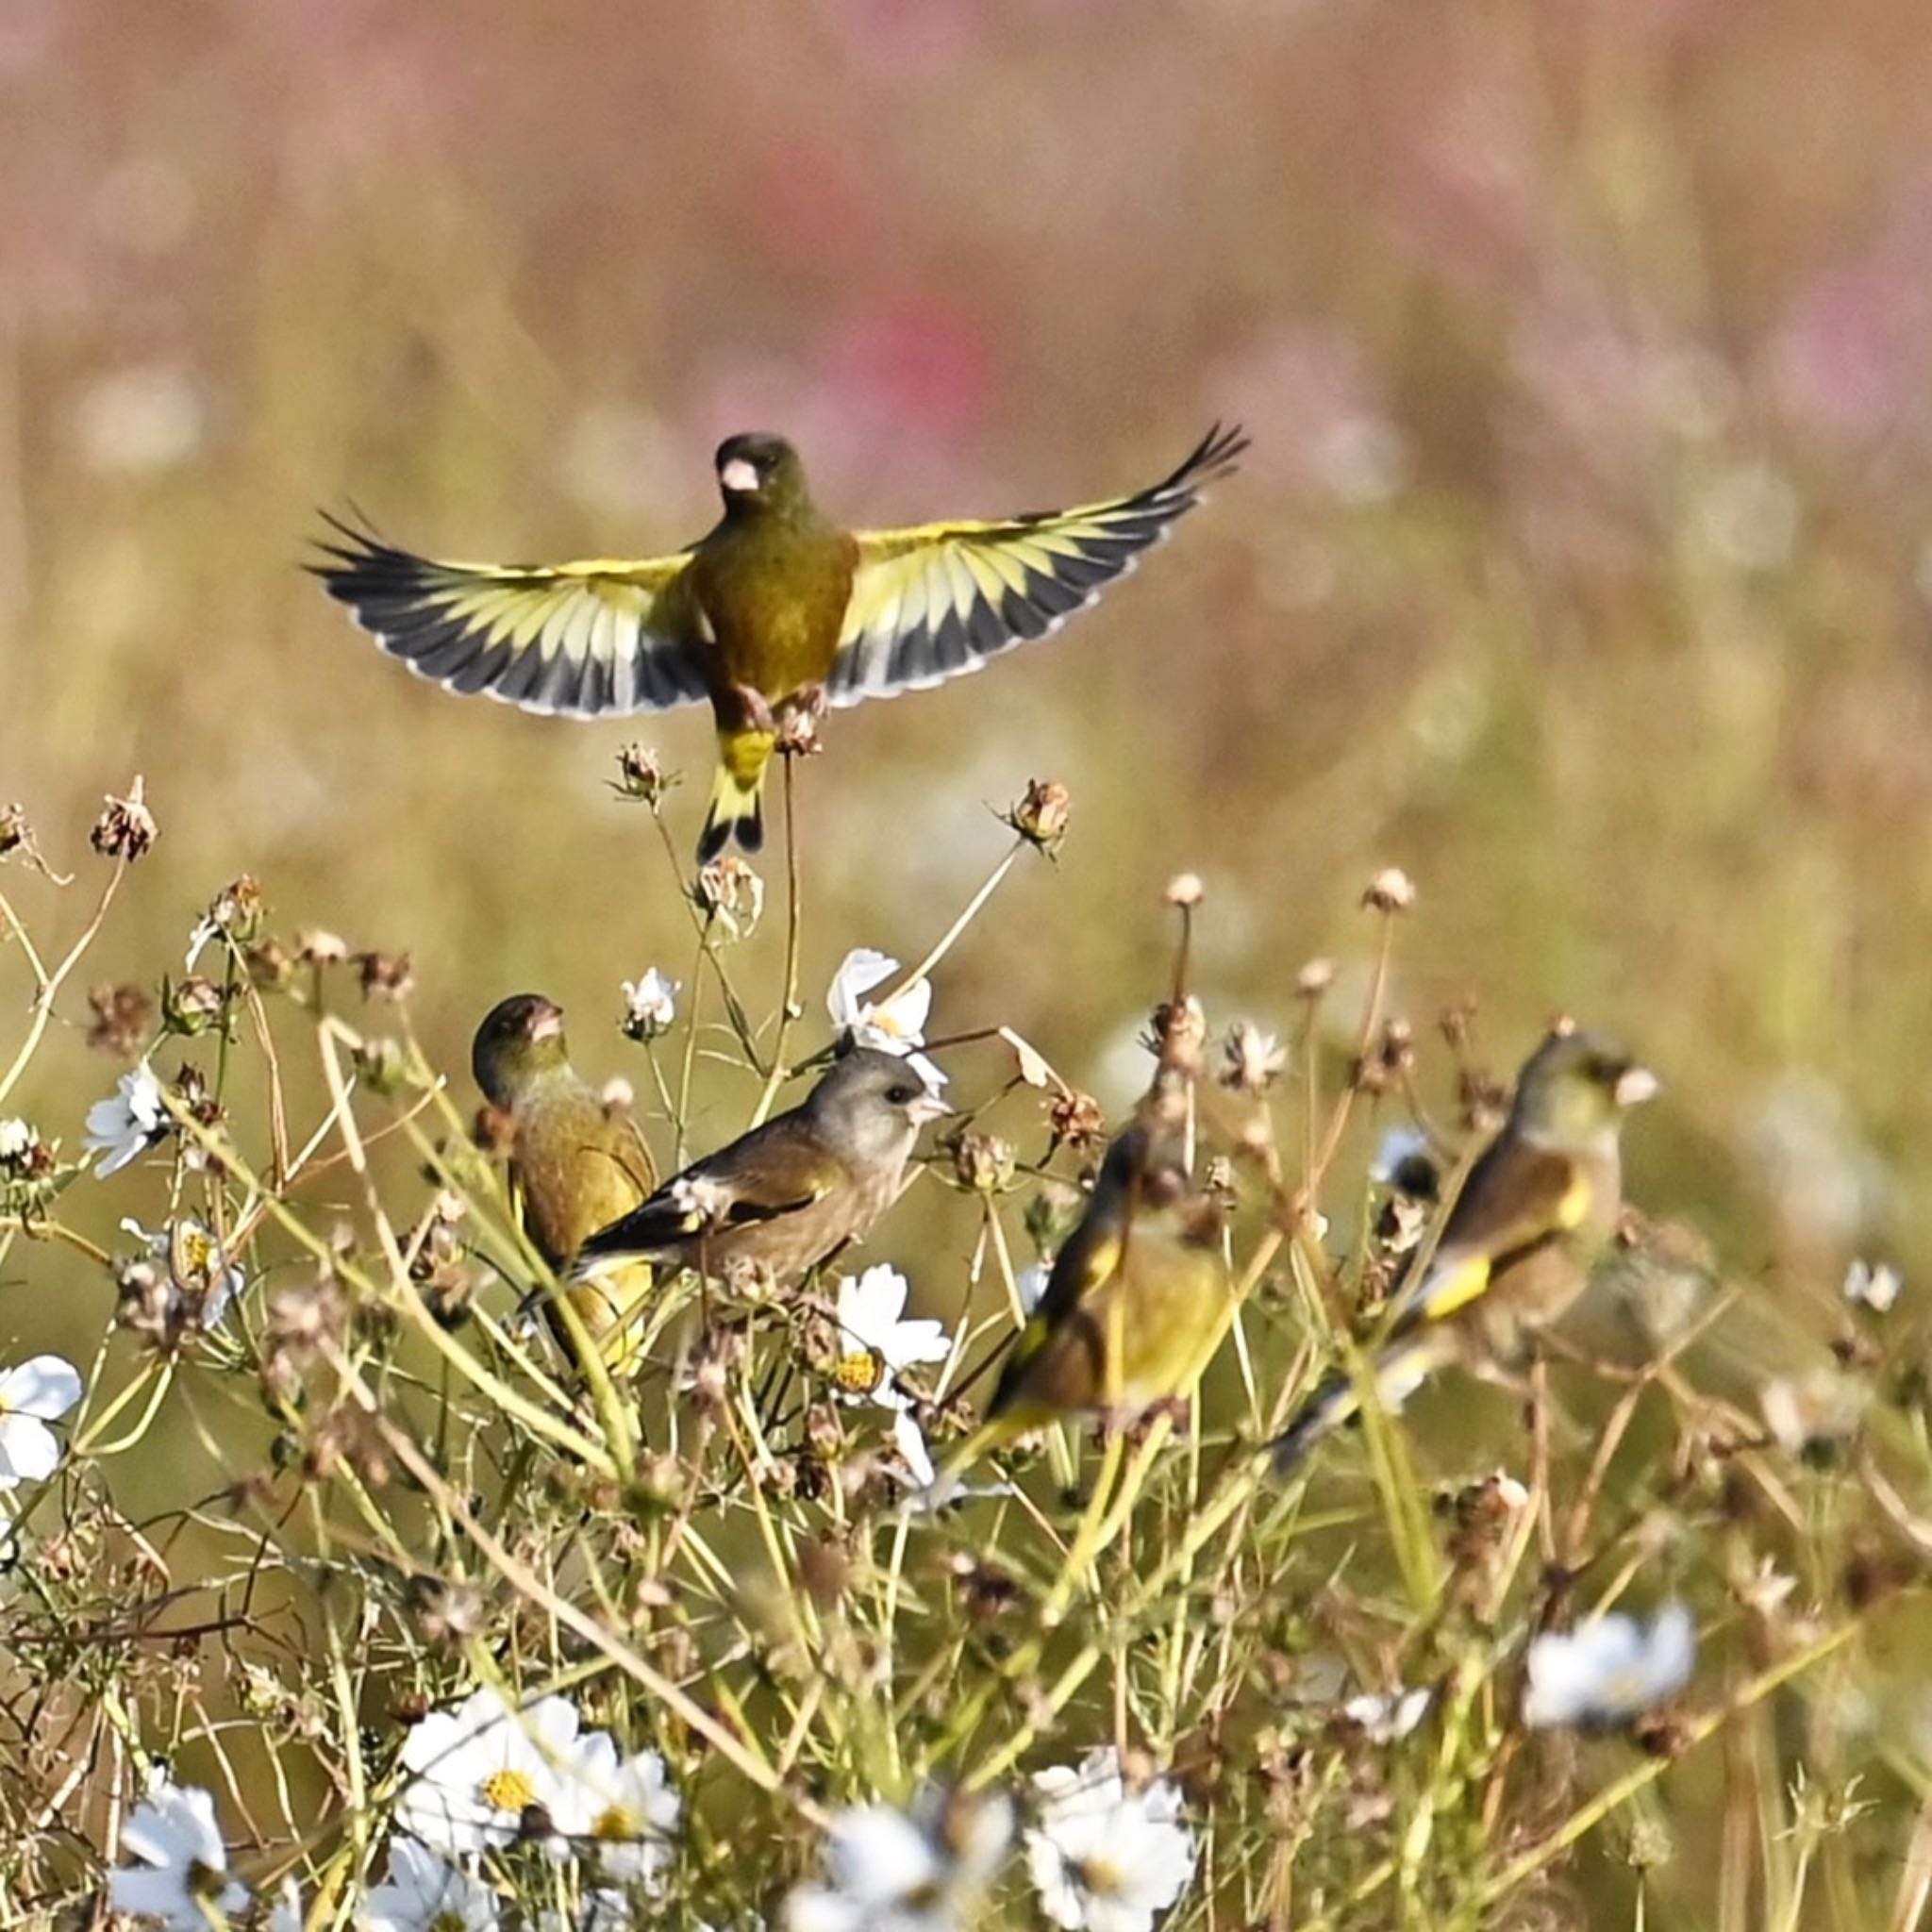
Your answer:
826;0;984;74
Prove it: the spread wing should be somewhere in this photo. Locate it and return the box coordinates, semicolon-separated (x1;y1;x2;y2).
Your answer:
1387;1139;1592;1334
826;423;1246;706
310;514;711;718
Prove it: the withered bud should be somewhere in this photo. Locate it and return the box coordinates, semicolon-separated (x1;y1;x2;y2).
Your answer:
1457;1066;1509;1134
1046;1088;1107;1154
356;951;413;1002
692;856;765;940
298;929;350;966
1220;1022;1286;1096
91;776;158;862
612;741;675;807
354;1036;408;1094
0;804;25;859
1374;1018;1415;1079
1005;777;1072;854
408;1575;488;1651
1149;995;1208;1065
598;1075;635;1117
87;982;154;1057
267;1274;345;1358
200;875;264;949
162;975;225;1037
1361;866;1416;913
1295;958;1336;999
114;1259;172;1345
1439;998;1477;1051
246;938;294;992
1165;872;1204;909
952;1131;1016;1195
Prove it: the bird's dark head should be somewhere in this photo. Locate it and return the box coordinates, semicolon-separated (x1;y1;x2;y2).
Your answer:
806;1046;952;1163
472;992;570;1106
714;432;808;516
1514;1022;1658;1143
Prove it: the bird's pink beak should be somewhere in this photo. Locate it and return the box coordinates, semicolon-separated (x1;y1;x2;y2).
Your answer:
1615;1066;1659;1108
720;458;760;495
529;1006;564;1043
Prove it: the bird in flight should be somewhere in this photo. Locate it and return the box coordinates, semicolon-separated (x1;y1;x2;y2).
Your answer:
312;424;1245;858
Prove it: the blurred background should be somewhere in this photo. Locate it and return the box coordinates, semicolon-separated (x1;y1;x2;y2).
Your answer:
5;0;1932;1907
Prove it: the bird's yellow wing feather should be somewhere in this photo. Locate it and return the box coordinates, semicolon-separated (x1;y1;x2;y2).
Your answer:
826;424;1245;705
1391;1150;1596;1332
311;516;710;718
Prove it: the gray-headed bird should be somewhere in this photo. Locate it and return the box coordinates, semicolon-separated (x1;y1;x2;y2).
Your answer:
472;993;658;1373
1270;1024;1658;1473
312;425;1245;859
575;1047;949;1284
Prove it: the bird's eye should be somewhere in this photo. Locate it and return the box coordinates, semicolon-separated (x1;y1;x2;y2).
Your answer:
887;1083;917;1106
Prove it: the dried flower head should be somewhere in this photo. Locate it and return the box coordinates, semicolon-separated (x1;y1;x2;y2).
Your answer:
1295;957;1336;999
1165;872;1204;909
1220;1022;1286;1096
1361;866;1416;913
91;776;158;862
297;929;350;966
356;950;414;1001
952;1131;1017;1195
0;804;25;860
87;982;153;1058
693;856;765;940
161;975;225;1037
612;741;675;807
1047;1089;1107;1155
621;968;681;1042
1006;777;1072;855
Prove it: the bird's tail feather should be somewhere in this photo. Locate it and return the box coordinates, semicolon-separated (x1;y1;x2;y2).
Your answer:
1269;1325;1461;1474
699;729;776;860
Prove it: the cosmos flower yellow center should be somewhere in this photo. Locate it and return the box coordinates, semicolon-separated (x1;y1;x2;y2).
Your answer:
1076;1852;1127;1899
593;1802;639;1842
833;1351;885;1396
480;1768;538;1813
177;1227;216;1280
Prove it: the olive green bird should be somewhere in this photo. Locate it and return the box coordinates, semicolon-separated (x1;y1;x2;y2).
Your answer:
311;424;1246;859
575;1046;950;1283
472;993;659;1374
1269;1024;1658;1474
971;1071;1232;1453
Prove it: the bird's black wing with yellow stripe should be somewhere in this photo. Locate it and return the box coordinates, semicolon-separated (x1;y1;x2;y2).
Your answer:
575;1118;841;1266
1383;1139;1593;1336
310;515;711;718
825;423;1246;706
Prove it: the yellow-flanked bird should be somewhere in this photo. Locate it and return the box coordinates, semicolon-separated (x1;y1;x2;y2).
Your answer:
1269;1024;1658;1474
975;1071;1232;1449
575;1047;950;1284
472;993;659;1373
312;425;1246;859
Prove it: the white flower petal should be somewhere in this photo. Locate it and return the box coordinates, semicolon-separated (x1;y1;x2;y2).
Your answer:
0;1356;83;1422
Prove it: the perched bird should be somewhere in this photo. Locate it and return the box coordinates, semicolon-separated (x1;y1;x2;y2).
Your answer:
311;425;1246;859
575;1047;950;1282
472;993;659;1373
980;1071;1232;1444
1269;1025;1658;1473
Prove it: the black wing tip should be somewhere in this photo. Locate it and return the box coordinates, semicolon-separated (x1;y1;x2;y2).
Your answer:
1170;420;1250;491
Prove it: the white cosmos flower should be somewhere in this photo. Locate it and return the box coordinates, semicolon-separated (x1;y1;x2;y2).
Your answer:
0;1119;35;1163
1843;1259;1903;1313
785;1786;1012;1932
534;1892;632;1932
828;1266;951;1410
551;1732;681;1887
1524;1602;1696;1730
1024;1747;1197;1932
826;950;946;1092
84;1064;169;1177
363;1838;500;1931
394;1686;584;1857
120;1217;242;1330
621;968;681;1041
107;1775;251;1928
0;1356;82;1486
